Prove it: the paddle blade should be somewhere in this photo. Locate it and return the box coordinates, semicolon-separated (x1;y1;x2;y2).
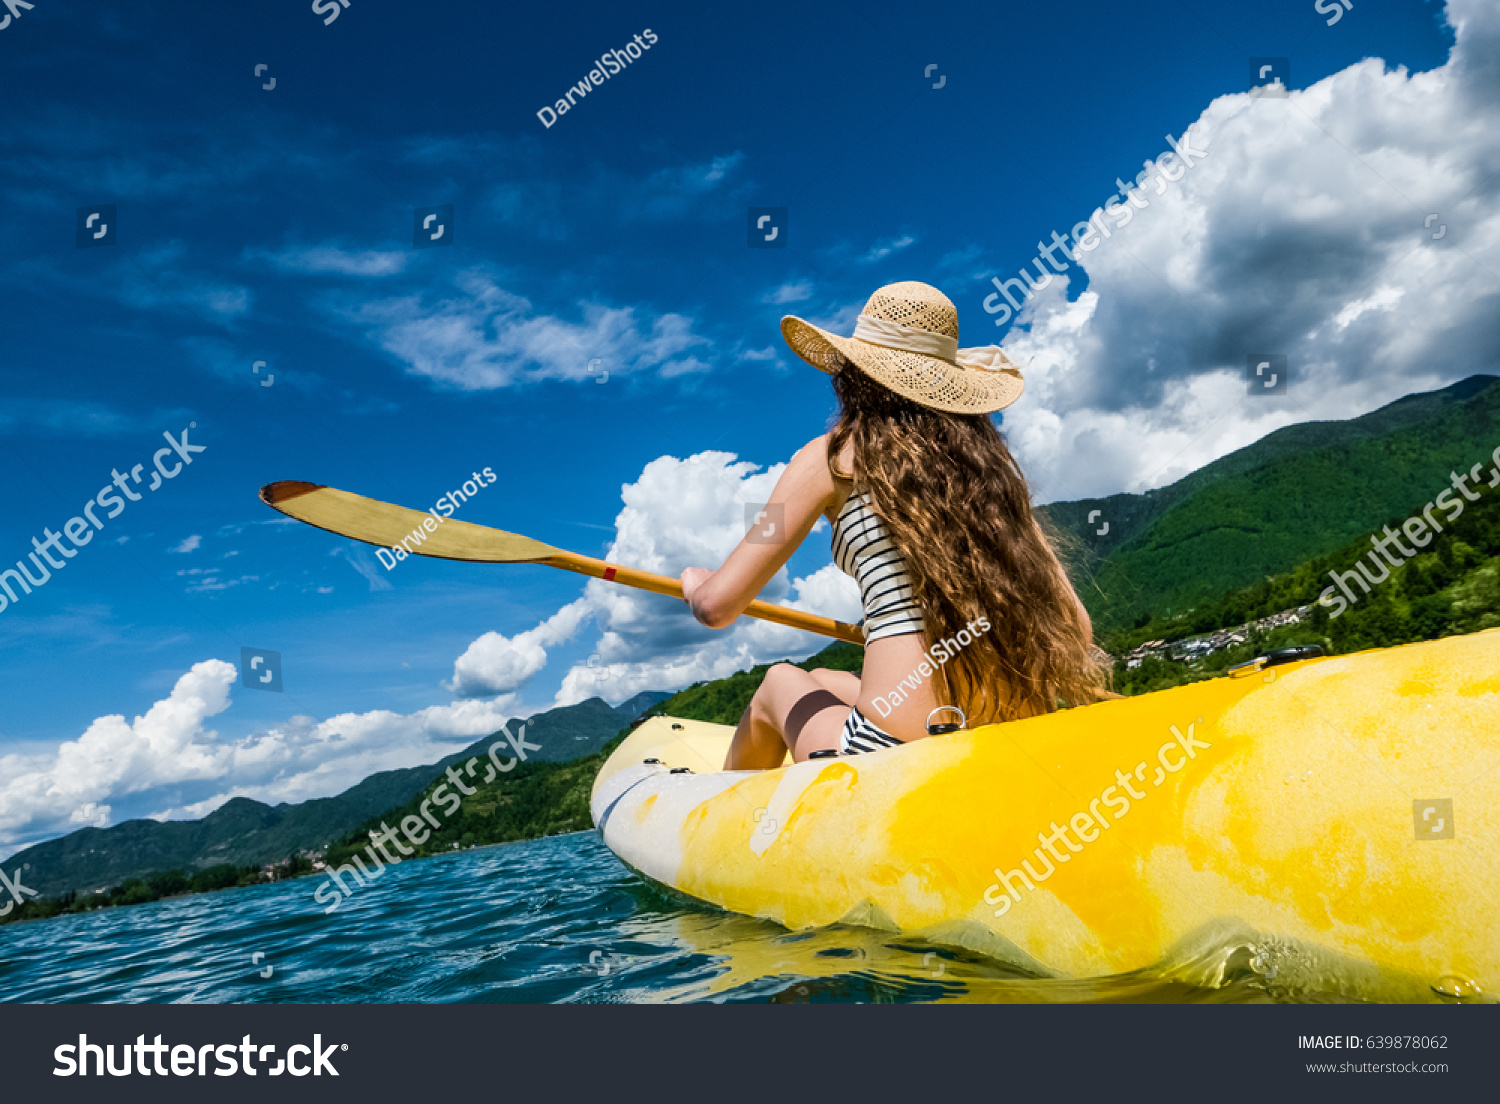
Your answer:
260;481;561;564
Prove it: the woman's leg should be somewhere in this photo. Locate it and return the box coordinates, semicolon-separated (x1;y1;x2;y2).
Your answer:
724;664;855;770
806;667;860;703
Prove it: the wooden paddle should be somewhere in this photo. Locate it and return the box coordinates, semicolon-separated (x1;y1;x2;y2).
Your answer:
260;481;864;645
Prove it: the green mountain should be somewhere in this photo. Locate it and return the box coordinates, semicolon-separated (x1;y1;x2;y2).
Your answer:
1042;375;1500;629
8;692;667;898
1105;443;1500;695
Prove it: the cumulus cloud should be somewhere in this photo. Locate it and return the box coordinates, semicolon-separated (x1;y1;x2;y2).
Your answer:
169;534;201;554
0;660;522;856
985;0;1500;501
548;451;861;707
350;268;715;389
1;449;863;854
448;599;590;698
0;660;236;850
444;449;862;710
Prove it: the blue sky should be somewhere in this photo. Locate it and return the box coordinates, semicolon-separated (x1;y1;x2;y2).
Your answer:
2;0;1485;853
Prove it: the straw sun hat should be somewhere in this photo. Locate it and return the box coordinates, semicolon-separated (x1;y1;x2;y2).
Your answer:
781;281;1024;415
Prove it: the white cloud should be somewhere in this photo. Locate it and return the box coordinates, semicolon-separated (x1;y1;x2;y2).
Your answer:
115;242;252;320
448;599;590;698
267;245;409;277
331;545;394;592
859;234;916;264
982;0;1500;500
547;451;861;707
0;661;523;856
175;566;260;593
0;400;141;438
2;450;865;855
169;534;201;554
763;281;814;304
350;268;715;389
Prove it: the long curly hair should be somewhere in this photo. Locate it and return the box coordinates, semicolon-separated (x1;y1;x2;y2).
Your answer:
826;358;1111;725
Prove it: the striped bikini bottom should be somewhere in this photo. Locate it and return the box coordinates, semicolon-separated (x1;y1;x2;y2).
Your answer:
839;706;906;754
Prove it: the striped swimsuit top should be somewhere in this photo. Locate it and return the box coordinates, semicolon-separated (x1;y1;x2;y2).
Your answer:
830;490;926;643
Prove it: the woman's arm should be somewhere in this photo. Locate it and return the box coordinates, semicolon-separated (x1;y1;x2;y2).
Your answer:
680;436;841;629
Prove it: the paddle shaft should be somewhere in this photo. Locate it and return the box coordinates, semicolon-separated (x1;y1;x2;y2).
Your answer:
539;551;864;645
258;480;863;646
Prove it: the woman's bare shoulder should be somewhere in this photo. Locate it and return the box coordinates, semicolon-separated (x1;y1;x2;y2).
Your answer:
790;433;853;482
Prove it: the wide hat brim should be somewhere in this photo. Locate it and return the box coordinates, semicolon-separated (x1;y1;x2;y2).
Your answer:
780;315;1024;415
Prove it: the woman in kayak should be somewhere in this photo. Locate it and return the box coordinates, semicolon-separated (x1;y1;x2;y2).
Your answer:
680;281;1110;769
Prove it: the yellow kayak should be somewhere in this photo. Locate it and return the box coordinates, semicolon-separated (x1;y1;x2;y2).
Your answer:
591;629;1500;999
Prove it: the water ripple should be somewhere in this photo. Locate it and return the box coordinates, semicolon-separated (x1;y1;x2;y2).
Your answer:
0;833;1410;1004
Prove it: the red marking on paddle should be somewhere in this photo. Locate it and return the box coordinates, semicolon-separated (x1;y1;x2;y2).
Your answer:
603;566;617;581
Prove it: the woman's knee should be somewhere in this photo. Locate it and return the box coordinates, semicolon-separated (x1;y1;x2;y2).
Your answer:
760;663;801;691
807;667;859;697
751;664;799;710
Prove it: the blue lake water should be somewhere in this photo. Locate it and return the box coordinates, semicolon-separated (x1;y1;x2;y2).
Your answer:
0;832;1353;1004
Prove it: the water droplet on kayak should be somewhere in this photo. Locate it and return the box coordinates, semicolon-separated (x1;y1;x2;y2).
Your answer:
1248;945;1279;980
1284;774;1293;784
1431;974;1481;998
1303;769;1313;779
